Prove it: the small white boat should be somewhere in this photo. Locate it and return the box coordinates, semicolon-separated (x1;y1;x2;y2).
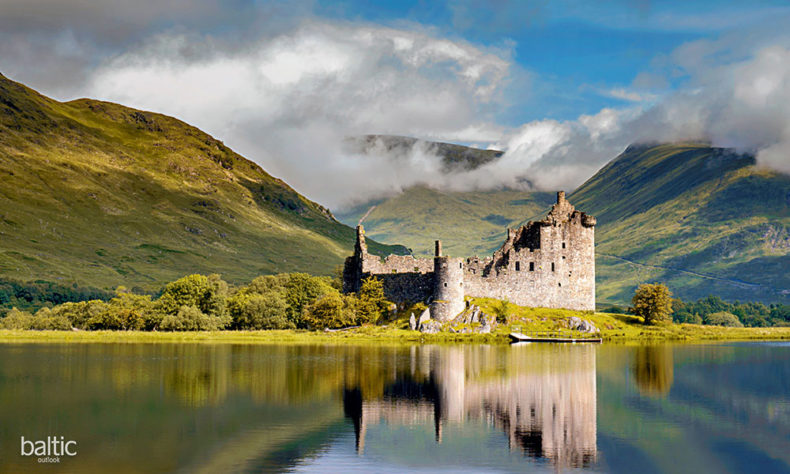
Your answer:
508;331;602;344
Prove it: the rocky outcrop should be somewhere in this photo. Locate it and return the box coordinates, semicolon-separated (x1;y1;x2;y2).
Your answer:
567;316;598;334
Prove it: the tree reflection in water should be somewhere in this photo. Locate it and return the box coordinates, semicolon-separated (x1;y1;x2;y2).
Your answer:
633;345;675;397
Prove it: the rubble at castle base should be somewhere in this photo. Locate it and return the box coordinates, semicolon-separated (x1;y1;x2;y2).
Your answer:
343;191;596;321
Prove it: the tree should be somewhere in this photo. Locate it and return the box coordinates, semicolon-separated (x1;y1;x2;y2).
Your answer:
354;277;388;325
160;305;221;331
704;311;744;327
0;308;34;329
303;292;355;329
631;283;673;325
157;274;230;328
284;273;336;328
492;299;512;323
228;291;292;330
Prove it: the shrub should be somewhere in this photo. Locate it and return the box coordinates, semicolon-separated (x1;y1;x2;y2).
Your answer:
284;273;336;328
29;307;71;330
704;311;744;327
157;274;230;328
303;292;355;329
160;305;221;331
492;299;512;323
107;293;163;330
354;277;389;325
631;283;673;325
228;291;292;330
0;308;35;329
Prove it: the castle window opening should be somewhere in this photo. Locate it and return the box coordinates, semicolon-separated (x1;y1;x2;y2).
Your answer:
529;262;534;271
444;283;447;287
459;262;462;268
558;282;562;287
562;256;566;260
562;242;566;249
551;262;555;272
515;262;520;271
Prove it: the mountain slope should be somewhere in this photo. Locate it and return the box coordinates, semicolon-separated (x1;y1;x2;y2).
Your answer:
339;140;790;305
336;138;552;257
337;186;555;257
569;143;790;304
0;73;404;290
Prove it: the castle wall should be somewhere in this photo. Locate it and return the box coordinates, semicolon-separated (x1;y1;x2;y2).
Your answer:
463;218;595;311
343;191;596;315
342;229;435;303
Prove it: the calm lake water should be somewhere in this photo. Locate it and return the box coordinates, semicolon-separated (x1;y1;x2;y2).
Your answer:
0;342;788;473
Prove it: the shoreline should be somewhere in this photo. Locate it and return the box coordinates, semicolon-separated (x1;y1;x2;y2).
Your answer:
1;322;789;345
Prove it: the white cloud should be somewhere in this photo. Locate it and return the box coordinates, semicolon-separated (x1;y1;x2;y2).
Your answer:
78;18;790;209
604;87;657;103
84;21;513;207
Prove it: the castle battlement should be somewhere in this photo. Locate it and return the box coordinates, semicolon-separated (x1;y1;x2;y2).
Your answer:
343;192;596;320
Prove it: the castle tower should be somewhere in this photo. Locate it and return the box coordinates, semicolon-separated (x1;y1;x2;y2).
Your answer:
355;225;368;255
342;225;368;294
430;240;465;322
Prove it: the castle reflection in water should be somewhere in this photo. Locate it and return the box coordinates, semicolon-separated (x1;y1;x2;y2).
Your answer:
343;344;598;468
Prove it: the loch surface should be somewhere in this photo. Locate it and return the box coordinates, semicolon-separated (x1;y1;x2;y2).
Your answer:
0;342;788;473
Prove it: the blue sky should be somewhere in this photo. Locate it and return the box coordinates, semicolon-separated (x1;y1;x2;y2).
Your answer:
310;0;790;123
1;0;789;206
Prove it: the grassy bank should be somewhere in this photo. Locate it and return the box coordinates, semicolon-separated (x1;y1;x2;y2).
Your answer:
2;300;790;345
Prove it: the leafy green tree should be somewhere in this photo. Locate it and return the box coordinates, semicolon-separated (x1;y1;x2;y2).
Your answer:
284;273;336;328
228;291;292;329
50;300;107;329
704;311;744;327
160;305;221;331
0;308;34;329
631;283;673;325
304;292;355;329
30;307;71;330
157;274;230;328
493;299;512;323
354;277;389;325
246;274;289;295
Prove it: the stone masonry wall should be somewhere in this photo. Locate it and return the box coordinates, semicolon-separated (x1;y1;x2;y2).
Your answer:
343;191;596;315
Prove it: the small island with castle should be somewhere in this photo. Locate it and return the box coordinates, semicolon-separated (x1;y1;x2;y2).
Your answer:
343;192;597;324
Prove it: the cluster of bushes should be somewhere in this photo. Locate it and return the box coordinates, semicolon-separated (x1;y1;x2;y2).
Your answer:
0;273;390;332
0;278;113;316
673;295;790;327
615;284;790;327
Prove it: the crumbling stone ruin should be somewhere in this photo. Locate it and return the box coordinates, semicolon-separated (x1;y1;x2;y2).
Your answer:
343;191;596;321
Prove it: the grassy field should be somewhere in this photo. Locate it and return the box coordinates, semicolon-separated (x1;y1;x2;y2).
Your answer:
0;73;404;292
3;298;789;344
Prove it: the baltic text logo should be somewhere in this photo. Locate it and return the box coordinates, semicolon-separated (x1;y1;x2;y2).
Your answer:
20;436;77;463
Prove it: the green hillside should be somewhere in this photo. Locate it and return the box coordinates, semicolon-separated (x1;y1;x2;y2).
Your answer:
0;73;405;291
338;141;790;305
569;143;790;305
336;186;555;257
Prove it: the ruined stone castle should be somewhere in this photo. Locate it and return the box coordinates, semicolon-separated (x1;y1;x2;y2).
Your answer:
343;191;596;320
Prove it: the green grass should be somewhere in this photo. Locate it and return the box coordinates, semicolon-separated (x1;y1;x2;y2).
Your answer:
3;297;789;344
0;73;405;292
